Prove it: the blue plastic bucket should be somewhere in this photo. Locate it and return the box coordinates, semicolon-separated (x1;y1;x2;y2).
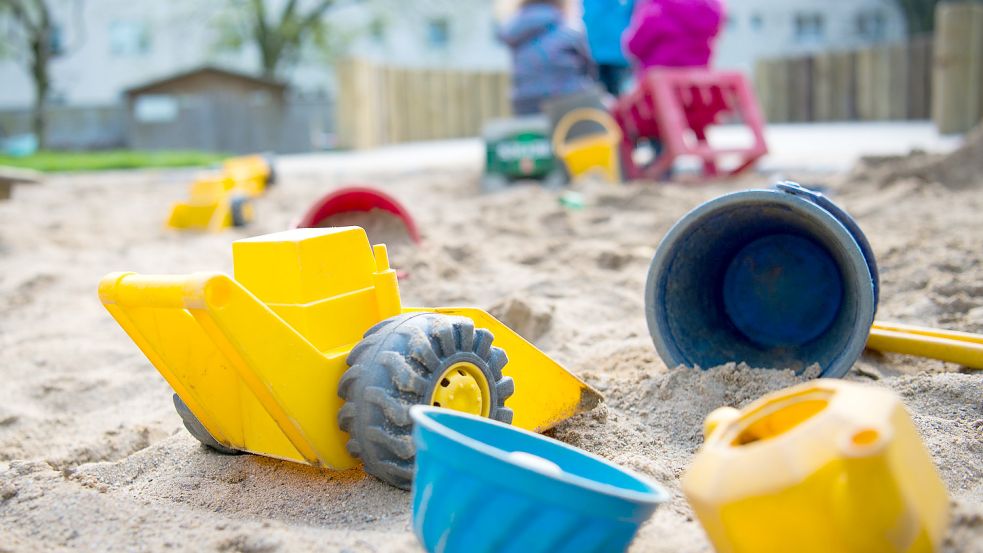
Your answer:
410;406;668;553
645;183;879;378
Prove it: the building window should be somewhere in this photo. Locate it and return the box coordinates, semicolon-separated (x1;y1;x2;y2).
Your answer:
856;11;887;40
133;94;178;123
427;17;450;49
750;13;764;31
48;23;66;56
793;13;825;43
369;16;386;44
109;21;151;56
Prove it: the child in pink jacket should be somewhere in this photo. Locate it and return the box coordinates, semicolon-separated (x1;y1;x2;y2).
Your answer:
623;0;725;74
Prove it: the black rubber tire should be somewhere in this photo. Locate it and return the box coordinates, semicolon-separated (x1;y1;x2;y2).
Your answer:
262;153;277;187
172;394;243;456
229;195;252;227
338;313;515;489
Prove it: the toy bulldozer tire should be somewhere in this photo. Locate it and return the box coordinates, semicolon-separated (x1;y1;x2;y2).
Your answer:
172;394;243;456
229;195;252;227
262;153;276;186
338;313;515;489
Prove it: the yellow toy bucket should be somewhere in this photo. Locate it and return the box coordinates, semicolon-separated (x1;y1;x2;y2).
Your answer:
552;108;623;184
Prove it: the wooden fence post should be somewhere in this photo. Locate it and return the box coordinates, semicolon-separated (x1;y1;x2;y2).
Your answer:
907;36;933;120
335;59;355;149
856;46;893;121
753;59;773;121
788;56;813;122
887;44;909;120
932;2;983;133
755;58;790;122
836;51;858;121
813;52;834;121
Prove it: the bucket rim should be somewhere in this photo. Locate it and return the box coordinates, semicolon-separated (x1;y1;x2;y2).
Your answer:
410;405;670;508
644;187;876;378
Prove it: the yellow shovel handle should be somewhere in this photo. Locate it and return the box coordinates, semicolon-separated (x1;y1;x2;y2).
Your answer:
868;321;983;369
872;321;983;345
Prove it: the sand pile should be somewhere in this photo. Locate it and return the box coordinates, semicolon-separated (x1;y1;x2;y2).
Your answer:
849;123;983;189
0;159;980;552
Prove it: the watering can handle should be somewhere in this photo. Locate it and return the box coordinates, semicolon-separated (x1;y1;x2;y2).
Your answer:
552;108;623;156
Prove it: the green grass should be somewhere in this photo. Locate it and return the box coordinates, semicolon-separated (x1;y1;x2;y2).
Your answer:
0;150;228;172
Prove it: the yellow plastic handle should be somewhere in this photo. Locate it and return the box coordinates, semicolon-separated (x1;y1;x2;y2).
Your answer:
868;321;983;369
552;108;622;156
872;321;983;345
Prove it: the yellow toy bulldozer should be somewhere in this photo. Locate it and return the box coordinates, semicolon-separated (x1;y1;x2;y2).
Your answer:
99;227;601;488
166;154;275;232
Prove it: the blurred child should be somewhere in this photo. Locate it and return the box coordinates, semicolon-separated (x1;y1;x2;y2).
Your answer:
622;0;725;75
582;0;635;96
497;0;597;115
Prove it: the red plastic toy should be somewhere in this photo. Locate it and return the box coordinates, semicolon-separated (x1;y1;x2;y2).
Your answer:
612;68;768;180
294;186;421;243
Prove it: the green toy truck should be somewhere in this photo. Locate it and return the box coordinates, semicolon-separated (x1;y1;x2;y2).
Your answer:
481;116;565;191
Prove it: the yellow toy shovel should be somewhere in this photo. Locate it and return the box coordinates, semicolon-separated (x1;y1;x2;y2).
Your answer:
867;321;983;370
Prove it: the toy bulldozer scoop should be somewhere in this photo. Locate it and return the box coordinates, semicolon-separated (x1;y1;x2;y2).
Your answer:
99;227;601;489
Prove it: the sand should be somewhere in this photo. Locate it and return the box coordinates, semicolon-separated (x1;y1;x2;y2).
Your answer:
0;149;980;551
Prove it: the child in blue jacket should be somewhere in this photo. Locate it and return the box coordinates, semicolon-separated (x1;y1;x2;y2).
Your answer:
582;0;635;95
497;0;597;115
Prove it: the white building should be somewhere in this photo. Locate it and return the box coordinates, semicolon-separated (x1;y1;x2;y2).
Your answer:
0;0;507;109
333;0;508;71
0;1;244;108
0;0;907;110
714;0;907;72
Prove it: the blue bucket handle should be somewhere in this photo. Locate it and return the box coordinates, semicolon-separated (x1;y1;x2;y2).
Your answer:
775;182;880;308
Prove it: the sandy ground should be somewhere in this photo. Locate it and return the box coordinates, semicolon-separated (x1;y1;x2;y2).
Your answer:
0;139;981;551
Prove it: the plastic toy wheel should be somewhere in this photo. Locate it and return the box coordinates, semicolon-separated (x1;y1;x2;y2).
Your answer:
262;153;277;186
229;195;253;227
338;313;515;489
172;394;243;456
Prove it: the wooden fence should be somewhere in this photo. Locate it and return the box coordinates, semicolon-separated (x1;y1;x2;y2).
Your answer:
755;2;983;133
339;3;983;150
753;37;934;124
0;105;126;150
337;59;511;150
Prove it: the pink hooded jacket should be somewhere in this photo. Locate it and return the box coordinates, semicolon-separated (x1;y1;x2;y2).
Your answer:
623;0;725;71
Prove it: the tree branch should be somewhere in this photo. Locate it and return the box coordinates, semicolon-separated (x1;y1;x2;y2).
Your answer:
298;0;333;31
250;0;268;42
281;0;299;23
0;0;41;35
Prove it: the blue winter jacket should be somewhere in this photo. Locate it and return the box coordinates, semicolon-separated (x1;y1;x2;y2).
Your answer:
583;0;635;65
498;4;596;112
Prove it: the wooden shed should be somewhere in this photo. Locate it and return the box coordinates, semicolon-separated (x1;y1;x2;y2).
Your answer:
124;66;301;153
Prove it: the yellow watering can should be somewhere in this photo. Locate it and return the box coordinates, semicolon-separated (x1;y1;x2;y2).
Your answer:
552;108;622;184
683;379;949;553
